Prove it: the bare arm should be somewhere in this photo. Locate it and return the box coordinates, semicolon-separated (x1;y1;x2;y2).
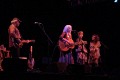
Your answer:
59;32;68;42
97;41;101;48
59;32;65;40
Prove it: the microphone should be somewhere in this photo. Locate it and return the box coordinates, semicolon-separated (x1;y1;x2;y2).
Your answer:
72;30;77;32
34;22;42;24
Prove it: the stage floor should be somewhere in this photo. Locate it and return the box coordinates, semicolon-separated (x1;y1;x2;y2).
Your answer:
0;68;118;80
0;71;111;80
0;58;119;80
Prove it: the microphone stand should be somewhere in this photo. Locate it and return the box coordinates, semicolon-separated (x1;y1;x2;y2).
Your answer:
100;41;109;50
37;23;53;64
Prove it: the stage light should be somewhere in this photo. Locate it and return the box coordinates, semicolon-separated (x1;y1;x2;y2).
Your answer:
114;0;118;3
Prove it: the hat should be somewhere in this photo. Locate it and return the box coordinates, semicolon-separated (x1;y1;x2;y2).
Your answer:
11;17;22;23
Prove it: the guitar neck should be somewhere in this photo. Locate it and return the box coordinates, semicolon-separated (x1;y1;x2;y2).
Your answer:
22;40;35;43
29;46;33;58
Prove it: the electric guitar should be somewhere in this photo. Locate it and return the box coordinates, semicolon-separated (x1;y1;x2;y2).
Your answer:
27;46;35;70
14;40;35;48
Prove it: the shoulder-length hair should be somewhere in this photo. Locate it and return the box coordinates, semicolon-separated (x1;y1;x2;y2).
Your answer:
92;34;100;41
63;25;72;33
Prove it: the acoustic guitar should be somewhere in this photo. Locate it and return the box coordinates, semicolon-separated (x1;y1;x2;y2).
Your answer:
27;46;35;70
58;39;87;52
58;39;75;52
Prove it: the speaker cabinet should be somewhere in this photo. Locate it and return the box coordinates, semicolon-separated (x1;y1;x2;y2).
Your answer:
38;62;68;73
66;64;85;74
49;62;68;73
2;58;27;72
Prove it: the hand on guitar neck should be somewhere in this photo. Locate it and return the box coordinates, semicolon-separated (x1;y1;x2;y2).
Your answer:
18;40;35;48
21;40;35;43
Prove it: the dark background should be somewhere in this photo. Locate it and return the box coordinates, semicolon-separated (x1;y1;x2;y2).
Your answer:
0;0;119;74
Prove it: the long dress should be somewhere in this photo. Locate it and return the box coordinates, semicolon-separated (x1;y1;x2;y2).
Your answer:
76;39;88;65
88;41;101;65
58;32;74;64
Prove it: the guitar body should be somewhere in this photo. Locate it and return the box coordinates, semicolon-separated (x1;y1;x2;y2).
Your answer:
28;58;35;70
27;46;35;70
58;39;75;52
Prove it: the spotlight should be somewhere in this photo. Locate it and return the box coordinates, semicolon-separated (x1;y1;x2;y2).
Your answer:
114;0;118;3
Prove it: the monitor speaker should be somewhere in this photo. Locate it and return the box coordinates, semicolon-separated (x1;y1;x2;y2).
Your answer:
2;58;27;72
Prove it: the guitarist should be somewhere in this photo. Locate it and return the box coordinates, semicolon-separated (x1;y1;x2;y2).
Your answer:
8;17;30;58
58;25;74;64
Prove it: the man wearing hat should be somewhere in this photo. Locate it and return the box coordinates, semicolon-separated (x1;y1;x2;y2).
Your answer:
8;17;26;58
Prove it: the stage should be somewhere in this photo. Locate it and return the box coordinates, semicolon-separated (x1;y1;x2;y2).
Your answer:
0;58;118;80
0;70;116;80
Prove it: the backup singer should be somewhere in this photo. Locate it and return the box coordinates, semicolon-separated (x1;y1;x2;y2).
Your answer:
75;31;88;65
88;34;101;67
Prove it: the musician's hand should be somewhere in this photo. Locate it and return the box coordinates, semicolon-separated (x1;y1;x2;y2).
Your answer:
19;42;23;47
26;40;30;43
83;41;87;44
